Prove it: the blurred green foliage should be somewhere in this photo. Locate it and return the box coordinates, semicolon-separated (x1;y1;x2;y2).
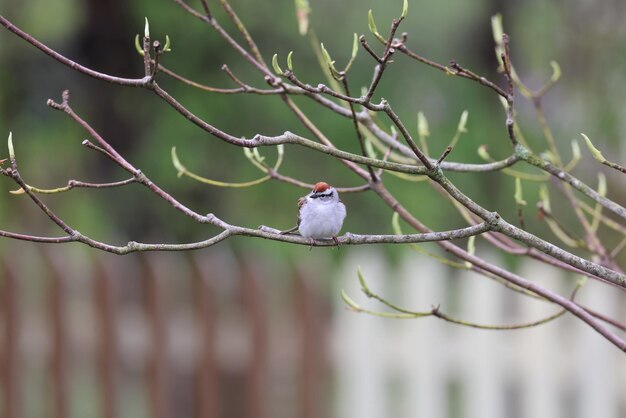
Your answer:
1;0;626;261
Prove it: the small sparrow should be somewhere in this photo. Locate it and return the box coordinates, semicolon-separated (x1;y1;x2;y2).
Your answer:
282;182;346;246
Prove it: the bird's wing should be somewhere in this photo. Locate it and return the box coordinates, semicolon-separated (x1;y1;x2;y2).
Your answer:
280;197;306;235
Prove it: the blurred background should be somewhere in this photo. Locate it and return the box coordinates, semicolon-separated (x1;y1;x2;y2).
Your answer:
1;0;626;417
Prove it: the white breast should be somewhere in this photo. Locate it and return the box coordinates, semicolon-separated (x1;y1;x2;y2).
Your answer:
298;199;346;239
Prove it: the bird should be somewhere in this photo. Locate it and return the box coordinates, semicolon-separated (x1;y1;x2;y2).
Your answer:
282;182;346;246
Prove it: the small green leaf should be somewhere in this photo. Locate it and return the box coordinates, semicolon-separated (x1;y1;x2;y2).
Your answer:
401;0;408;19
514;177;527;206
597;172;607;197
287;51;294;71
171;146;184;177
320;43;333;67
271;53;284;75
356;266;373;297
417;112;430;138
351;33;358;59
252;147;264;163
134;34;144;56
144;17;150;38
491;14;503;45
391;212;401;235
539;184;551;213
368;10;378;36
343;33;359;74
243;147;266;172
571;139;581;162
498;95;508;110
163;35;172;52
581;133;605;162
491;14;505;71
367;10;386;43
320;43;341;79
549;60;561;82
457;110;469;133
7;131;14;160
477;145;490;161
340;289;362;311
467;235;476;255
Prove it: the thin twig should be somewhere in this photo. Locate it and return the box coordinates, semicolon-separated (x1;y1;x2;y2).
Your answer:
341;77;377;181
219;0;267;67
398;44;508;98
12;177;136;194
359;35;382;63
523;151;626;220
159;63;283;94
0;15;149;86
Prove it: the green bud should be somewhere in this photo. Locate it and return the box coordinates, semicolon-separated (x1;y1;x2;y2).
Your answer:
367;10;386;43
417;112;430;138
549;60;561;83
163;35;172;52
477;145;490;161
597;173;607;197
368;10;378;36
272;53;284;75
514;177;526;206
340;289;362;311
7;131;14;160
320;43;341;79
491;14;503;45
134;34;144;56
539;184;551;213
581;133;605;162
391;212;402;235
351;33;358;59
571;139;581;162
467;235;476;255
401;0;408;18
357;266;373;297
457;110;469;133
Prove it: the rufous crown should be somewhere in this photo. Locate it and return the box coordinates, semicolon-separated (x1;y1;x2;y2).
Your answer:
313;182;330;193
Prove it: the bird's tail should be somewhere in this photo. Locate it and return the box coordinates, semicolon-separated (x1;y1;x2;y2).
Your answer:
280;225;299;235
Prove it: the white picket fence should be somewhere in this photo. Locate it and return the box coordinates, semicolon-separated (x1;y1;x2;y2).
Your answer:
331;250;626;418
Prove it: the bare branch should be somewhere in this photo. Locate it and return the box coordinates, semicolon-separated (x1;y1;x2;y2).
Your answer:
370;182;626;352
340;77;378;181
0;15;149;86
11;177;136;195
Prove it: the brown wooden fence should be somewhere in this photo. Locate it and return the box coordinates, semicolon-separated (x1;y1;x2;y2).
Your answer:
0;246;330;418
